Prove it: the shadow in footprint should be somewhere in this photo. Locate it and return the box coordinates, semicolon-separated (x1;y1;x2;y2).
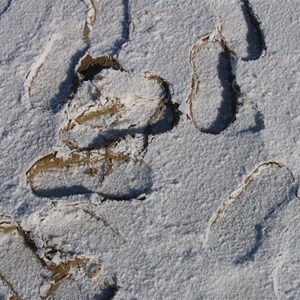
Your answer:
189;39;240;134
49;46;89;112
234;223;263;265
241;0;266;61
205;162;297;264
0;0;12;17
61;67;181;151
149;101;181;135
77;55;123;81
110;0;131;57
86;127;145;150
93;278;118;300
147;78;181;135
36;184;152;200
239;110;265;134
81;101;181;150
206;50;239;133
35;185;92;198
234;181;298;264
50;54;123;113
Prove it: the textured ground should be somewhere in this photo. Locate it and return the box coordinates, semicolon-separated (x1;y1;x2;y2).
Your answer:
0;0;299;299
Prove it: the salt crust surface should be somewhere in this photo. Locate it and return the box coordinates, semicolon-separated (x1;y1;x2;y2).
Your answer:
0;0;299;298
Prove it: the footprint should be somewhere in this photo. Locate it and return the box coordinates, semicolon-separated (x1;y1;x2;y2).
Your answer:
87;0;132;56
36;205;124;257
0;218;47;299
188;37;239;134
0;0;12;17
25;35;87;112
213;0;266;61
0;217;118;299
27;54;180;200
60;57;180;151
229;99;265;134
50;268;118;300
40;256;117;300
0;278;15;300
26;150;152;199
272;203;300;299
23;0;90;113
189;0;266;134
205;162;296;264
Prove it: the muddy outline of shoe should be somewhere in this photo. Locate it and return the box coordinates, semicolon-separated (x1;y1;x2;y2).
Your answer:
188;0;266;134
0;216;118;298
27;54;181;200
188;32;241;134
